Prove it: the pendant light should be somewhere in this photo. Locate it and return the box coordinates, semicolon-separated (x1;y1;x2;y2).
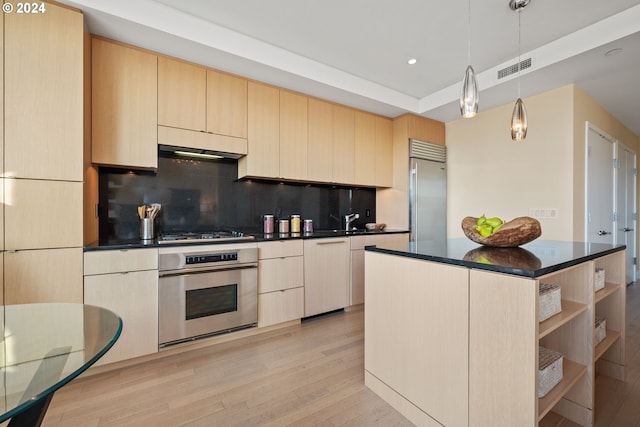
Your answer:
509;0;529;141
460;0;479;118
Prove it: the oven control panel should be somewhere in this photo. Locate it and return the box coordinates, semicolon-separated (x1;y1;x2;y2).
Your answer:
186;252;238;264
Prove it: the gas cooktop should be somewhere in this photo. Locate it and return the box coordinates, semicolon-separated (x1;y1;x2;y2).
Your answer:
158;231;254;244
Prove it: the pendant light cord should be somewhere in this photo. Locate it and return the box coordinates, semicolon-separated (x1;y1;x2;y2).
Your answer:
517;7;521;99
467;0;472;66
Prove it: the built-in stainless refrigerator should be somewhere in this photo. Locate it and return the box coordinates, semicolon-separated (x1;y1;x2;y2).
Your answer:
409;139;447;246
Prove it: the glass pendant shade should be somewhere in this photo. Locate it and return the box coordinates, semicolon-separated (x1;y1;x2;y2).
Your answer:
460;65;479;118
510;98;528;141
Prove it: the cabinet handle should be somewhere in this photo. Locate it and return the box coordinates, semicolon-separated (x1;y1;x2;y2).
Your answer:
317;240;346;245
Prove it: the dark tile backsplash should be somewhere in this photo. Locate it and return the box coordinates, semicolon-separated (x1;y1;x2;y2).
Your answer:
99;154;376;239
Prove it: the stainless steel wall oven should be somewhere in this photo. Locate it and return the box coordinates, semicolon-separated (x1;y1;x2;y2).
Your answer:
158;244;258;347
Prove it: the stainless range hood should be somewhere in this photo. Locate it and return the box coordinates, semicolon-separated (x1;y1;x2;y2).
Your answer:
158;125;247;160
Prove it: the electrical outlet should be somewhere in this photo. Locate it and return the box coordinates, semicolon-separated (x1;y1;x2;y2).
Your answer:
528;208;558;219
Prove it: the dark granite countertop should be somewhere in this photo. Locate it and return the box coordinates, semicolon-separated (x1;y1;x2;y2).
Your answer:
365;238;625;278
84;229;409;251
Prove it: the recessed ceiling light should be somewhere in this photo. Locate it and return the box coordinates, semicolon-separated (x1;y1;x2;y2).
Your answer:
407;58;417;65
604;48;622;57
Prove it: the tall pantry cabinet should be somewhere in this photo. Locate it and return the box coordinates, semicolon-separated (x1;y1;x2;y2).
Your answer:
2;2;84;303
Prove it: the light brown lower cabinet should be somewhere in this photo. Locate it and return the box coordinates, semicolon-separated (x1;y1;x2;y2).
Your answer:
0;253;3;305
84;249;158;365
350;233;409;306
5;248;83;304
257;240;304;327
304;237;350;317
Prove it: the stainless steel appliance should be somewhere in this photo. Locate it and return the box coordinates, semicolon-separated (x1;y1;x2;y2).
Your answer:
409;139;447;247
158;245;258;347
158;230;254;244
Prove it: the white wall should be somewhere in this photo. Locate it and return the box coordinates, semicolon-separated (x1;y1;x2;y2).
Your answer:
446;85;575;240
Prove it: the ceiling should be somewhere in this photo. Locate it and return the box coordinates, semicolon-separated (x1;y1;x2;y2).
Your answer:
61;0;640;137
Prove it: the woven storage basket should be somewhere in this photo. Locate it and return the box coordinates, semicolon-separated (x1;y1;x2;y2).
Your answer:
595;268;605;292
595;316;607;345
538;346;563;398
539;283;561;322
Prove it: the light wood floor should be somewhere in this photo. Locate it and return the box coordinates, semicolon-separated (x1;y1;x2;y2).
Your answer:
40;283;640;427
41;307;413;427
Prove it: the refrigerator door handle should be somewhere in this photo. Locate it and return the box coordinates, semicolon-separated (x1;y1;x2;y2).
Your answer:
410;161;418;242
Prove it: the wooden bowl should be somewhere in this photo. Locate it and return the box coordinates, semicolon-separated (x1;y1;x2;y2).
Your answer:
461;216;541;247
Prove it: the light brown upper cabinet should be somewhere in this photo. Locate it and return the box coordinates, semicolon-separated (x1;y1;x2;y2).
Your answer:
158;57;207;131
207;69;248;138
158;58;248;140
239;82;280;178
332;105;356;185
92;37;158;169
307;98;334;183
375;116;393;187
0;13;4;179
404;113;446;146
4;2;83;181
279;90;308;180
354;111;376;186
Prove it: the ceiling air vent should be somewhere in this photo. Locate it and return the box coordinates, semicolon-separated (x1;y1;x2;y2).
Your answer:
497;57;532;80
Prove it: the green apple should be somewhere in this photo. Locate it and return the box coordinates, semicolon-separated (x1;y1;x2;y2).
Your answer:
485;217;504;228
477;223;493;237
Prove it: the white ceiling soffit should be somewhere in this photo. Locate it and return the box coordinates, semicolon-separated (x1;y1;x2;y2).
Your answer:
61;0;640;135
66;0;419;114
421;5;640;118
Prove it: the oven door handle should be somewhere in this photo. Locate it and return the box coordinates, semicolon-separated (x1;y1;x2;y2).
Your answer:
159;262;258;278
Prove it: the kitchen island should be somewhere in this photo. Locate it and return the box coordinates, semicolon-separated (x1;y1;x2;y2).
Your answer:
364;239;626;427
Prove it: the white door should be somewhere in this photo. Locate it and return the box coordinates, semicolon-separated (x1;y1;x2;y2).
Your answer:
616;142;637;283
585;126;615;245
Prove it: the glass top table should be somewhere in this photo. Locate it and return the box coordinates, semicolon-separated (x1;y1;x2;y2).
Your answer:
0;303;122;426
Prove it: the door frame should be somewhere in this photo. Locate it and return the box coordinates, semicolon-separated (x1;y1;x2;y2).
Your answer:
615;140;637;282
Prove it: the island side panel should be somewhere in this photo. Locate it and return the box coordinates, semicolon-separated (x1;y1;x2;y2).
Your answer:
469;269;537;427
364;251;469;427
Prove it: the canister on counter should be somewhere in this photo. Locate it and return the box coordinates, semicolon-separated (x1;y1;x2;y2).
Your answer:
303;219;313;233
291;215;301;233
263;214;274;234
278;219;290;233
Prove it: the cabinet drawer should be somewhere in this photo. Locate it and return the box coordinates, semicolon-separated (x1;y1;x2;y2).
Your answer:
258;240;303;259
258;287;304;328
84;248;158;275
259;256;303;293
364;233;409;249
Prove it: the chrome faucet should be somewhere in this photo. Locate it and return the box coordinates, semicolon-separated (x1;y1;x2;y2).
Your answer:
344;213;360;230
